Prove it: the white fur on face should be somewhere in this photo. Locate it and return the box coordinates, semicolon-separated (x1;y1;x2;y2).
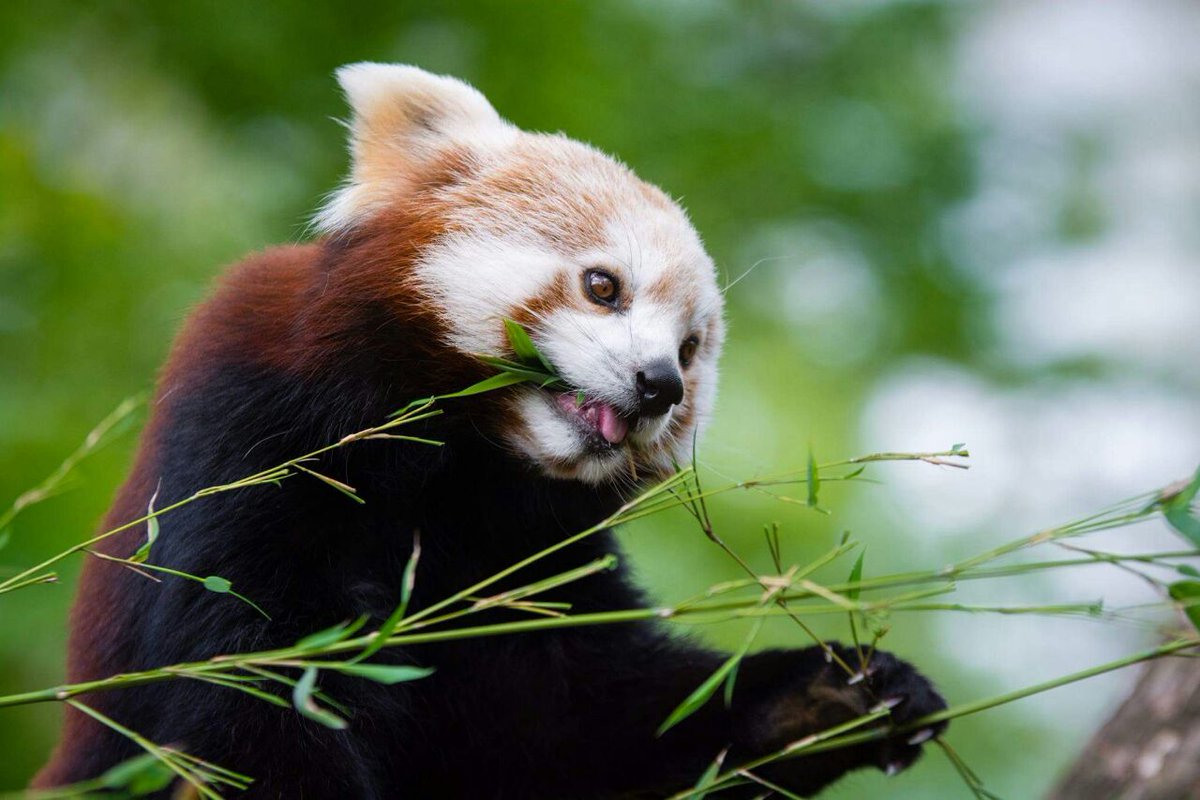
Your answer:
417;233;568;354
416;191;725;484
320;63;725;484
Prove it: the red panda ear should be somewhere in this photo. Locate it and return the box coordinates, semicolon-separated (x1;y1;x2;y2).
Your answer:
315;63;512;233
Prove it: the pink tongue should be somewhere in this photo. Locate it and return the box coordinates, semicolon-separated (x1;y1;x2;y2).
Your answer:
596;403;628;445
556;393;629;445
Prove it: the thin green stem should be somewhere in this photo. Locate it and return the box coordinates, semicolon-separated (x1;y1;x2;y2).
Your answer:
0;396;143;535
689;637;1199;795
0;402;439;596
66;700;226;799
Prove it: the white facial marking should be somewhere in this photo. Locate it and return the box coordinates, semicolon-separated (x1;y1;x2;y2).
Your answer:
416;232;567;354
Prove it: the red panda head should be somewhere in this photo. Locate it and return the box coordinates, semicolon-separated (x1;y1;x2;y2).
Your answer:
317;64;725;485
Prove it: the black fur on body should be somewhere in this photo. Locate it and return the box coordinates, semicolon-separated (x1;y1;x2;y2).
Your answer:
35;238;947;798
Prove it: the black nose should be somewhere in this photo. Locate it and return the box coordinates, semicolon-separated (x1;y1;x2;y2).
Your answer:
635;359;684;419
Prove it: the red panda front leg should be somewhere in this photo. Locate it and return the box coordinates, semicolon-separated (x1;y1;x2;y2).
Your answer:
718;644;948;796
540;636;947;798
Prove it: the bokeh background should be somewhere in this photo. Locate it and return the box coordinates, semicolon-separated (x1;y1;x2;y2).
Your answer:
3;1;1199;796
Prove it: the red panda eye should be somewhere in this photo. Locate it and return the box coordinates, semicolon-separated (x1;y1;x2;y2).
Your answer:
584;270;619;306
679;336;699;367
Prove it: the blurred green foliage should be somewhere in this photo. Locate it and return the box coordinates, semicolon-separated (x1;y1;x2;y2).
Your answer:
0;1;1111;796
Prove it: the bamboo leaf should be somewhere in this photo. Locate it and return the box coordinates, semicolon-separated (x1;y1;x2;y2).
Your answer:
293;464;364;505
723;658;740;708
1168;580;1200;631
296;616;369;650
474;354;532;371
330;663;435;685
659;658;739;736
358;535;422;661
806;446;821;511
392;370;539;416
1162;466;1200;546
292;667;347;730
202;576;231;594
659;620;762;736
130;486;161;564
686;747;728;800
474;356;557;385
99;752;175;794
847;552;866;602
503;318;556;374
503;318;540;362
391;328;565;420
444;371;532;398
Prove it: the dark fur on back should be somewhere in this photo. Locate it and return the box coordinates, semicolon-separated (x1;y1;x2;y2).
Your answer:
35;236;947;798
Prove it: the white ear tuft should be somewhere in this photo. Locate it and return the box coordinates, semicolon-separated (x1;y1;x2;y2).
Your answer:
335;63;503;139
315;63;512;234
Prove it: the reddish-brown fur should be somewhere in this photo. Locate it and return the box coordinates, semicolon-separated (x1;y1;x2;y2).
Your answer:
34;193;479;787
35;243;317;786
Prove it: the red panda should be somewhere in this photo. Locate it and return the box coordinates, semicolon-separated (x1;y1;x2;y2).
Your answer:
34;64;946;798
